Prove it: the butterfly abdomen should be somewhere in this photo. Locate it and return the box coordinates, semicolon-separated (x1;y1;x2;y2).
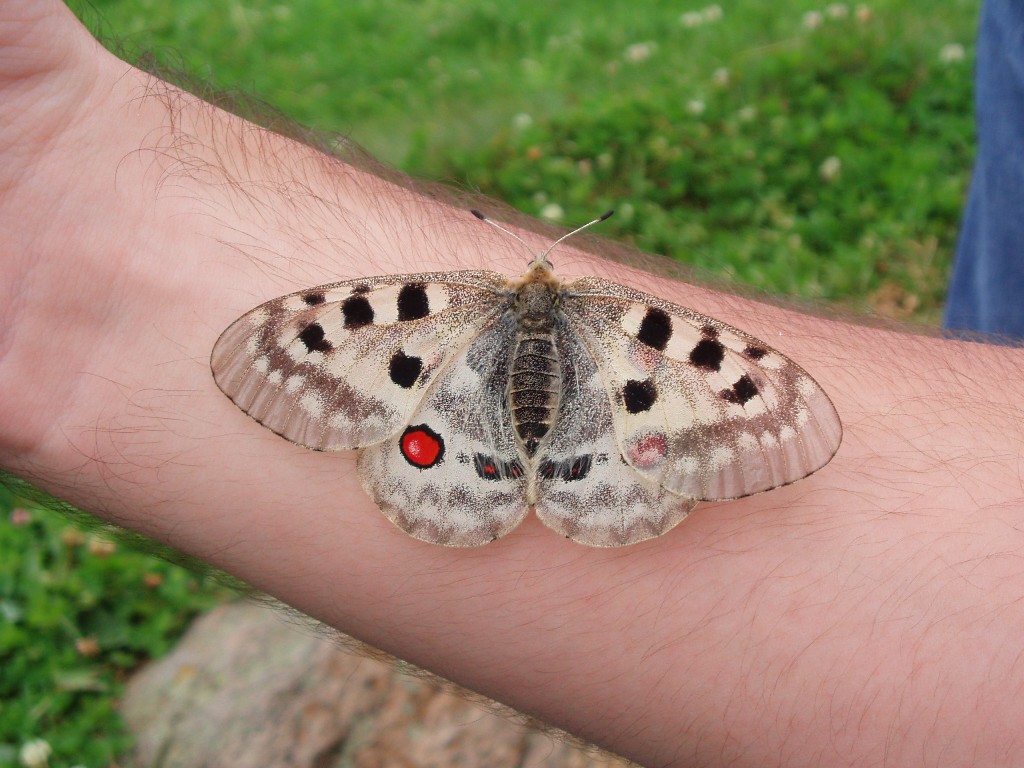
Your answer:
509;333;561;457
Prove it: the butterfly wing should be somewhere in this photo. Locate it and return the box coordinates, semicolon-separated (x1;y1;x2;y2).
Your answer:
562;276;842;501
357;312;530;546
210;271;509;450
534;321;697;547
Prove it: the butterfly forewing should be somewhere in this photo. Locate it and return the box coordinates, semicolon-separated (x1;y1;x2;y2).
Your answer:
211;271;509;450
562;276;842;501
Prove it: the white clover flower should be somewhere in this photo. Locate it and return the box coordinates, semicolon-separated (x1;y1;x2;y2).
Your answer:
624;41;656;62
819;156;842;182
540;203;564;221
826;3;849;18
512;113;533;130
680;11;703;27
939;43;965;63
737;105;757;123
702;5;723;22
803;10;823;29
712;67;730;87
88;535;116;557
10;507;31;525
20;740;51;768
855;4;873;21
686;99;706;115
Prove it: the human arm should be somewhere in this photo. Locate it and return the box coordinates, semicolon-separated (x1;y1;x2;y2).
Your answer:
3;3;1024;766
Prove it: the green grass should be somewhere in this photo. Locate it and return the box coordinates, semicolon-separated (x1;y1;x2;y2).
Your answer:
0;485;233;767
4;0;980;765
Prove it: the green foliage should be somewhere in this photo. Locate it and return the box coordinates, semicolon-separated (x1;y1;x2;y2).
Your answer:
0;486;231;767
442;13;974;316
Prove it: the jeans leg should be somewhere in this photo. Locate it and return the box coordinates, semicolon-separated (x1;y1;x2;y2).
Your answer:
944;0;1024;338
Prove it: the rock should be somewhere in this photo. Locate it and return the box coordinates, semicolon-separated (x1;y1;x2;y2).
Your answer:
121;600;630;767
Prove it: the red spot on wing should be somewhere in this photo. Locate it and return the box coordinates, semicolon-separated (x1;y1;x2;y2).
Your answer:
400;425;445;468
627;433;667;468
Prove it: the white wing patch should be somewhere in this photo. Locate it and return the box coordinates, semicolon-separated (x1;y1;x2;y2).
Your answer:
212;233;841;548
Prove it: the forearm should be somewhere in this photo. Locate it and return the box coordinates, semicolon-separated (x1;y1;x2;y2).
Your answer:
4;5;1024;767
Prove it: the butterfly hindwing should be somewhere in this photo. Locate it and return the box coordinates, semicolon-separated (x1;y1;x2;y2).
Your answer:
211;271;509;450
562;276;842;501
357;312;530;546
534;321;697;546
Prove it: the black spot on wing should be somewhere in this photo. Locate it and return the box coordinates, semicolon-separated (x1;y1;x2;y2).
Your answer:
743;345;768;360
700;324;719;338
637;307;672;351
298;322;332;353
342;295;374;328
623;379;657;414
721;374;759;405
689;338;725;371
397;283;430;321
538;454;592;482
473;454;524;481
302;292;326;306
388;350;423;388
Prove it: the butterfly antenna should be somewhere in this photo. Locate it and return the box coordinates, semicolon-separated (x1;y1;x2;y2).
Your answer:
539;209;614;261
471;209;614;263
471;209;532;253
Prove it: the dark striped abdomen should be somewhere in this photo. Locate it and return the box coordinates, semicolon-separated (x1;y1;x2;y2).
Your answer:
509;333;561;457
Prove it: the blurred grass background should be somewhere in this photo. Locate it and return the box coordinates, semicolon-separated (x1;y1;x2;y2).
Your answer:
2;0;979;765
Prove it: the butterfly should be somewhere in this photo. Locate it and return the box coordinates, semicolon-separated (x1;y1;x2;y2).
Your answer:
210;210;841;547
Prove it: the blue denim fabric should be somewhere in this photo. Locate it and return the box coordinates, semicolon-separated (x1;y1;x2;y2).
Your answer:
945;0;1024;338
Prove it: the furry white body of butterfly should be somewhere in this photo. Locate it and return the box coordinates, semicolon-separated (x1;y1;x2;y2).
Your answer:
211;215;841;547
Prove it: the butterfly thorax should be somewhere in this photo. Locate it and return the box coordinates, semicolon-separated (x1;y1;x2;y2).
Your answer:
508;260;563;458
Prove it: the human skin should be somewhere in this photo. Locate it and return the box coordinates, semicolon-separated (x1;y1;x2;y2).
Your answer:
3;3;1024;767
